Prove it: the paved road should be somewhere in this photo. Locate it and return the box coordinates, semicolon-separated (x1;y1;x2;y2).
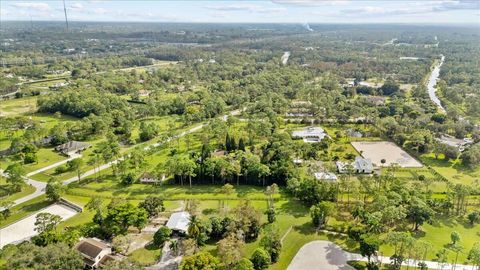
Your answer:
427;55;446;112
288;240;476;270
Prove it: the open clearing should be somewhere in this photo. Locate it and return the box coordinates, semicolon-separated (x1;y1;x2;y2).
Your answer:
0;203;78;248
351;141;423;168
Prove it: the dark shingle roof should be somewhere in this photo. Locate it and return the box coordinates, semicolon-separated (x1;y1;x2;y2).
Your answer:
75;238;109;259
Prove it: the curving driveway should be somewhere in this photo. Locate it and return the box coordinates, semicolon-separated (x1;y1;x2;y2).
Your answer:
288;241;359;270
287;240;476;270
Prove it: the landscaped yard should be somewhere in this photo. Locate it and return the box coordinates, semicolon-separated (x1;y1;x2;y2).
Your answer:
421;154;480;186
0;178;36;202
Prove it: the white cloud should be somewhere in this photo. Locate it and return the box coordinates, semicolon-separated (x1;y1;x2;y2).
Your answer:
272;0;349;6
94;8;108;14
206;4;286;13
70;3;84;10
341;0;479;17
12;2;50;11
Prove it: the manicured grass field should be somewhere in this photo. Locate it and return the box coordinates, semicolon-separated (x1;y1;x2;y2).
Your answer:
0;195;51;228
0;96;37;116
67;180;281;201
421;154;480;186
0;179;36;202
129;243;162;266
0;148;66;172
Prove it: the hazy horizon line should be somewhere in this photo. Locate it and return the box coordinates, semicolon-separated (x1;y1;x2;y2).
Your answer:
2;20;479;27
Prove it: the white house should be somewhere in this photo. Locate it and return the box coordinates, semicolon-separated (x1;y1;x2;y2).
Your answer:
166;211;191;234
75;238;112;269
337;157;373;174
314;172;338;182
139;172;160;184
292;126;328;143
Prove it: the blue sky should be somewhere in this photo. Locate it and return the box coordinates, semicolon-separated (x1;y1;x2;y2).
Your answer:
2;0;479;24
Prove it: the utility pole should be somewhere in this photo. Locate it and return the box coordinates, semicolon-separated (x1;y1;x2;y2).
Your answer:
63;0;69;31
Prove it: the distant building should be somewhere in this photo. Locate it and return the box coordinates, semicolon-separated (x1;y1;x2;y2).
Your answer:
139;172;160;184
314;172;338;182
166;211;191;234
364;96;386;106
346;129;363;138
55;141;90;156
436;135;473;152
138;89;151;97
35;136;54;146
49;82;69;90
293;158;304;165
75;238;112;269
292;126;328;143
337;157;373;174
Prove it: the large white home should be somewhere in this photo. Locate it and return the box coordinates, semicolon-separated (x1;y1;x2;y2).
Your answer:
314;172;338;182
75;238;112;269
292;126;328;143
337;157;373;174
166;211;191;234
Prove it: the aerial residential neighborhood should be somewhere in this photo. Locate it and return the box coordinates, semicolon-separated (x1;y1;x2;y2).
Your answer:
0;1;479;270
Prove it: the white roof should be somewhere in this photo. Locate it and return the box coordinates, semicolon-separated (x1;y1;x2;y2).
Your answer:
336;156;373;173
166;211;190;233
314;172;337;182
292;127;327;143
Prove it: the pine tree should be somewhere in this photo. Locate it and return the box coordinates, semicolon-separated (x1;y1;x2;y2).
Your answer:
238;138;245;151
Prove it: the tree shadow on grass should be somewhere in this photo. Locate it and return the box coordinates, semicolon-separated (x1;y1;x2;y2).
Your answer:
144;242;159;251
0;185;13;197
202;208;218;215
294;222;316;235
19;200;51;213
278;200;308;218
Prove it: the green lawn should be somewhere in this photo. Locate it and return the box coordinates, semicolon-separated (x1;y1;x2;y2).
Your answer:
0;148;66;172
67;180;281;201
0;180;36;202
0;195;51;228
420;154;480;186
129;243;162;266
0;96;37;116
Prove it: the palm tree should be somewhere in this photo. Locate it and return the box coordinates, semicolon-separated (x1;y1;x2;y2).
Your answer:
187;215;201;241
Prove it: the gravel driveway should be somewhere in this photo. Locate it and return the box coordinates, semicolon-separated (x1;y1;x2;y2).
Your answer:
287;241;360;270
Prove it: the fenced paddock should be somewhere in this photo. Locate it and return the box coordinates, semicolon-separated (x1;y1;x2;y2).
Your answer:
351;141;423;168
0;203;79;248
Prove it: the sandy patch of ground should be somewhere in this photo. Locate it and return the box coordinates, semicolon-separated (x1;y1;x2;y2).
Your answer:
351;141;423;168
0;204;78;248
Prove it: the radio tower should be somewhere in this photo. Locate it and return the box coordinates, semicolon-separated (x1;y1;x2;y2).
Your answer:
63;0;69;31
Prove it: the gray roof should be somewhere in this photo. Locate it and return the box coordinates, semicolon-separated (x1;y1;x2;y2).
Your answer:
354;157;373;171
166;211;190;233
55;141;90;154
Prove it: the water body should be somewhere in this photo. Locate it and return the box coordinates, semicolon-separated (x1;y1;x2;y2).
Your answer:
426;55;446;112
281;51;291;65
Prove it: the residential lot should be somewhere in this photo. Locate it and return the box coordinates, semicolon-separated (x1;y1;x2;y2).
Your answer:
351;141;423;168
